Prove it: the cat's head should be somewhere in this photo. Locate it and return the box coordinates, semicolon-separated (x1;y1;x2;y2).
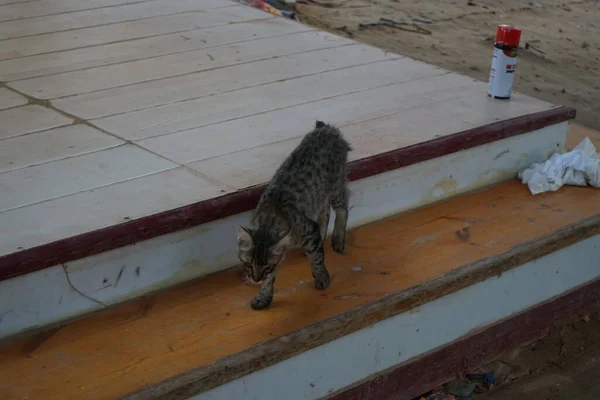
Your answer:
236;226;292;283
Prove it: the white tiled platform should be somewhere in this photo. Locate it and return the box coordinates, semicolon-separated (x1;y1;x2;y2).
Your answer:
0;0;556;260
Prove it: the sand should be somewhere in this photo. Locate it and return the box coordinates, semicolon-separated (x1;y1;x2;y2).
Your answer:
295;0;600;129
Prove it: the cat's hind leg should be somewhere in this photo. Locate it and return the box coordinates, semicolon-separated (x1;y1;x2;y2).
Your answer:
331;185;349;254
285;206;330;290
317;205;331;245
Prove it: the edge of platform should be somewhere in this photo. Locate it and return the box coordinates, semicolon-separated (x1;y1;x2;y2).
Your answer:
0;106;576;282
327;276;600;400
122;202;598;400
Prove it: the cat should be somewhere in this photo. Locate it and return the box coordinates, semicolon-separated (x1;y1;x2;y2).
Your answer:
237;120;351;310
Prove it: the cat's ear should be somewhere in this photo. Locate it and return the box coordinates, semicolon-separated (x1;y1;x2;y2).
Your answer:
272;232;293;255
237;226;253;251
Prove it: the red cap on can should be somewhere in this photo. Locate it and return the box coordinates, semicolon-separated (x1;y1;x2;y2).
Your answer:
494;25;522;47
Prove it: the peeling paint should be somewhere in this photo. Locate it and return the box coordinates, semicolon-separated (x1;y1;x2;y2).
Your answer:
493;149;510;160
429;176;458;198
414;235;437;244
456;227;471;243
114;265;125;287
336;294;359;300
61;264;106;308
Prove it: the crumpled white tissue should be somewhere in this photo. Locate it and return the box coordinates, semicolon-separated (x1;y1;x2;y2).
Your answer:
518;137;600;195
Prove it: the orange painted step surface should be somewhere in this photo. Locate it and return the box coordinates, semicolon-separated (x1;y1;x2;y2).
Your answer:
1;124;600;400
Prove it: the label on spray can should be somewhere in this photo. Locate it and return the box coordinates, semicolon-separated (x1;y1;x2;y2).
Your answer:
487;25;522;99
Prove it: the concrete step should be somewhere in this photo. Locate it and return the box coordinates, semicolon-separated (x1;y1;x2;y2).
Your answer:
2;125;599;399
0;106;574;340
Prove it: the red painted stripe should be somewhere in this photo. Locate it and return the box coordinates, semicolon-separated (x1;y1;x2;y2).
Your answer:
327;275;600;400
0;106;576;281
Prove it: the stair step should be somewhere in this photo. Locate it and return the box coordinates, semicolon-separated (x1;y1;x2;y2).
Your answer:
2;152;600;399
0;108;573;340
0;0;575;340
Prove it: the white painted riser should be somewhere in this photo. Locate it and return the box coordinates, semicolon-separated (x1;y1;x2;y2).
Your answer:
196;230;600;400
0;122;568;339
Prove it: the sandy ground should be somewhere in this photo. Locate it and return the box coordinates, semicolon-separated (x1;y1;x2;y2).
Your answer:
295;0;600;130
478;311;600;399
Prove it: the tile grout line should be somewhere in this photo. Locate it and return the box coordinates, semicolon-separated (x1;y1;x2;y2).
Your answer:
0;102;27;112
0;7;275;63
1;82;178;165
0;0;170;23
136;68;449;143
4;23;312;83
0;0;43;6
0;163;179;214
94;52;405;121
0;120;76;141
3;80;241;193
10;36;351;101
0;81;130;142
4;54;411;188
0;141;125;174
178;73;465;166
59;43;376;120
0;19;314;82
0;169;182;227
1;70;464;192
0;83;236;191
0;3;241;42
0;84;76;138
140;147;238;191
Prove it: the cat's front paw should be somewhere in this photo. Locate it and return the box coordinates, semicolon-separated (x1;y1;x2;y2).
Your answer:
250;295;272;310
314;270;330;290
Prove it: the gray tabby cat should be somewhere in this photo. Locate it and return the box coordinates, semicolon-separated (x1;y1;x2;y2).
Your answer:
237;121;351;310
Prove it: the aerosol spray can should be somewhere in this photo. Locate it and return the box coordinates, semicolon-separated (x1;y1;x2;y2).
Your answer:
487;25;522;99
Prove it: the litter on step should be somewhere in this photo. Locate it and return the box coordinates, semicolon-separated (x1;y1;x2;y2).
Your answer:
519;137;600;195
